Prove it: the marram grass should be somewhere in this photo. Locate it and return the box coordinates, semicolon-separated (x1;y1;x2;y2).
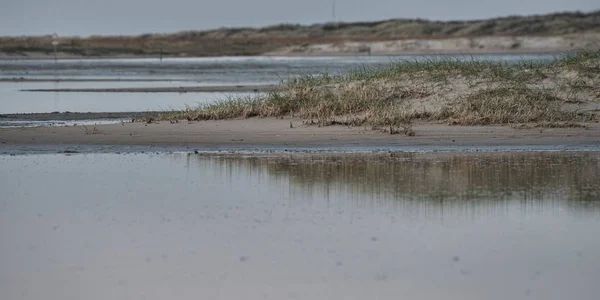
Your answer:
156;49;599;133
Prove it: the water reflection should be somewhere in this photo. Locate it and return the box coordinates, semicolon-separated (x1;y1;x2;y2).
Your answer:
1;152;599;300
183;152;600;215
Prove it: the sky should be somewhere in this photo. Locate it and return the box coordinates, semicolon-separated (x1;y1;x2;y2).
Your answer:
1;0;598;37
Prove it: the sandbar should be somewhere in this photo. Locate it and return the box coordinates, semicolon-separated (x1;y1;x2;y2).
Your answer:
1;118;598;151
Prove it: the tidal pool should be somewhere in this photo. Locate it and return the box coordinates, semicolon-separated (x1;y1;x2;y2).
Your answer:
1;152;599;300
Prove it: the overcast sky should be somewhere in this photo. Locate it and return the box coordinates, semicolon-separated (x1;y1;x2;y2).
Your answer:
1;0;598;36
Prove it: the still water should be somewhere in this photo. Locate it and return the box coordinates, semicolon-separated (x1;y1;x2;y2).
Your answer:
1;152;599;300
0;82;250;114
0;54;556;83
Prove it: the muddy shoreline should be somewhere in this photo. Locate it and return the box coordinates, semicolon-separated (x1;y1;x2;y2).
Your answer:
2;119;599;152
0;47;574;61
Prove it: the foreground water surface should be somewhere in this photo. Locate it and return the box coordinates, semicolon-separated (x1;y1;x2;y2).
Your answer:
1;151;599;300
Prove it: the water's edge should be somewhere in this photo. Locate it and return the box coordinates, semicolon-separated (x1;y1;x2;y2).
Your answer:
2;144;600;156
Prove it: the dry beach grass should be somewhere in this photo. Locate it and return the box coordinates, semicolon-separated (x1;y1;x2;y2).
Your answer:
156;50;600;134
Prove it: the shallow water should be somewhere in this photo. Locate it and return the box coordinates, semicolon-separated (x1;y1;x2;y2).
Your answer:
1;152;599;300
0;82;251;114
0;54;556;83
0;119;122;128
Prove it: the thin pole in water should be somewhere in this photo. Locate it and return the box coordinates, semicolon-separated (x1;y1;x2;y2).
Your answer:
51;33;59;63
332;0;336;23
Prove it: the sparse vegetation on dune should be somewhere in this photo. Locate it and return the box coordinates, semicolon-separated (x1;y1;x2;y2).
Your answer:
157;50;600;133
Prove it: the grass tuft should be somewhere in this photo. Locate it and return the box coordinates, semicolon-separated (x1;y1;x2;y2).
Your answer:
448;86;575;125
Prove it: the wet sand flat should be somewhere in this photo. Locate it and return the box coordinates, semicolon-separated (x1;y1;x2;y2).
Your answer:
1;118;599;149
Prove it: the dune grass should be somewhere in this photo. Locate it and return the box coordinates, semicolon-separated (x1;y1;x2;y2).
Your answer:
157;49;599;133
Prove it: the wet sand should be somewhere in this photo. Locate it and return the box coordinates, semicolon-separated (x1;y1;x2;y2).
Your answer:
1;118;599;150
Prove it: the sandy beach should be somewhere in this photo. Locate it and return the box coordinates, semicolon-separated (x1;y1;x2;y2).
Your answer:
265;33;600;56
1;118;599;150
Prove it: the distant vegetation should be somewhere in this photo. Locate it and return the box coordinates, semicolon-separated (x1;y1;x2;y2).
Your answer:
0;10;599;57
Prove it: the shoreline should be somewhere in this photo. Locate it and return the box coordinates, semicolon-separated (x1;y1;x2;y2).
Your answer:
0;78;200;82
18;84;282;93
3;144;600;155
1;119;599;152
0;111;159;121
2;47;597;154
0;48;575;61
